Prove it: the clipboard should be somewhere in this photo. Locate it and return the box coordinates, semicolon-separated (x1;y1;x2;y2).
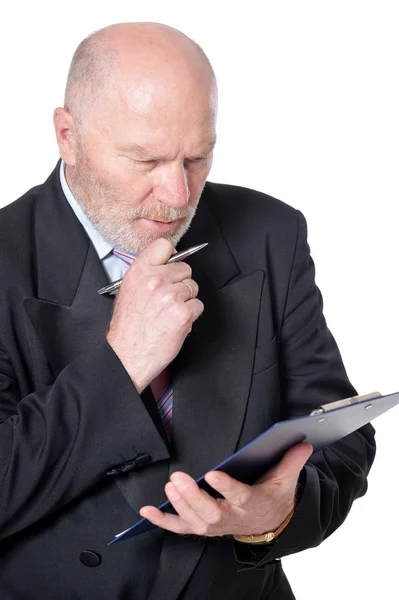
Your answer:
109;390;399;545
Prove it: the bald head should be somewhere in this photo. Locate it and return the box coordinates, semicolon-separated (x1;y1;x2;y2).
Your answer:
64;22;216;125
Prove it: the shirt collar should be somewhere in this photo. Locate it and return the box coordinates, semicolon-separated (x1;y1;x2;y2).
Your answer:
59;160;112;261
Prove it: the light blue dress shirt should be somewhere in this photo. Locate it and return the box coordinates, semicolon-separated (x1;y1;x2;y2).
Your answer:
59;161;131;282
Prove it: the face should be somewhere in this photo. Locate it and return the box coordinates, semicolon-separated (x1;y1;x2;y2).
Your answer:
66;76;217;255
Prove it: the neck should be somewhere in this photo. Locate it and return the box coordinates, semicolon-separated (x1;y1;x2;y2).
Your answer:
64;163;78;197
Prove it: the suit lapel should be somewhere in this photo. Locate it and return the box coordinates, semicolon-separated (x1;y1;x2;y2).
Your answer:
21;162;113;375
23;242;113;376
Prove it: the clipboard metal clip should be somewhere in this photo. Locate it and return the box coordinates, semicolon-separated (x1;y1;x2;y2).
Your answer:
310;391;382;416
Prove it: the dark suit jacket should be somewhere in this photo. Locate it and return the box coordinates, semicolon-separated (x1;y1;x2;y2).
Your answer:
0;162;375;599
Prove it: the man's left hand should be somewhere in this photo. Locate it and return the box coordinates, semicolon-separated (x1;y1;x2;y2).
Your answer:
139;442;312;537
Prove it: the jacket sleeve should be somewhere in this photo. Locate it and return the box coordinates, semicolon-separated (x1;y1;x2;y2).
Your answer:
0;339;169;541
235;210;376;568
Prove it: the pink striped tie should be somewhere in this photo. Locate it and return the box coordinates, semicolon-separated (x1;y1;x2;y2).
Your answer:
112;250;173;440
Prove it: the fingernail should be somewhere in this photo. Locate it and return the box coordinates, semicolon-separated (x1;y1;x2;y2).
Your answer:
171;476;186;492
167;483;181;501
207;473;220;486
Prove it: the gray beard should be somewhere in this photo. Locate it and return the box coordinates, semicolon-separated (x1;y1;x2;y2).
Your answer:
81;198;196;256
67;166;199;256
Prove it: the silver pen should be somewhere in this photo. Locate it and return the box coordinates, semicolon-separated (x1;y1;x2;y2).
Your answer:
97;242;208;296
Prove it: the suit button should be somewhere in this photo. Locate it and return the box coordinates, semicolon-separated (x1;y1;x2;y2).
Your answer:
106;453;152;476
80;550;102;568
134;453;151;467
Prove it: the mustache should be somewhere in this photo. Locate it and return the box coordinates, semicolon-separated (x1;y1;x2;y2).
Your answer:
126;203;195;222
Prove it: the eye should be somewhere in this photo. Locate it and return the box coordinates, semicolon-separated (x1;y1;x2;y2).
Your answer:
185;155;210;168
128;157;157;169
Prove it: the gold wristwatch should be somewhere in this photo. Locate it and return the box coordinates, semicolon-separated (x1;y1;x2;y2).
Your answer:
233;507;295;545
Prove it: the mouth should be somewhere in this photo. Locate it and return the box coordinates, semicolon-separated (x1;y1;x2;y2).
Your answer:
136;218;181;232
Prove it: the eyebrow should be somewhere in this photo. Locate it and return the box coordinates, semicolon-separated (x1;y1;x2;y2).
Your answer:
188;141;217;159
119;140;217;161
119;143;157;160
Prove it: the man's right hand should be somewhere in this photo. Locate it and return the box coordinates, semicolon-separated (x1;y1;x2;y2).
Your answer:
106;238;204;393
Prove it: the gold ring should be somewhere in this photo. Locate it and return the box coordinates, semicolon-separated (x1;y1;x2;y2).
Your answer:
184;281;194;300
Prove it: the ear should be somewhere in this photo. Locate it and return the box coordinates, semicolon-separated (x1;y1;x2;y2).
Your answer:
53;107;78;166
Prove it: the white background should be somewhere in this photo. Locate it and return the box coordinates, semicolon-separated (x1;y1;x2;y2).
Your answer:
1;1;398;598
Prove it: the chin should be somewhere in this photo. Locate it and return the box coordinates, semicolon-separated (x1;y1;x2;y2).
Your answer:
100;212;194;256
126;227;188;256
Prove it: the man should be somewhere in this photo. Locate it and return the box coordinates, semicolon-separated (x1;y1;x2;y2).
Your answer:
0;22;375;600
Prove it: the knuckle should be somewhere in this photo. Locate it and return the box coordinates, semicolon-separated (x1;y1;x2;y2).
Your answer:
175;304;192;325
174;522;187;535
237;489;251;507
196;523;211;537
193;300;204;318
187;279;199;297
162;290;175;306
207;510;222;527
184;264;192;279
172;262;192;280
146;275;161;293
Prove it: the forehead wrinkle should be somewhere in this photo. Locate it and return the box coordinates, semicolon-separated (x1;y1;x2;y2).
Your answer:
118;138;217;161
117;142;159;160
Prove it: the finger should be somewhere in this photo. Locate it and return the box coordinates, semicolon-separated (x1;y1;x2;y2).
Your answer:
204;470;252;508
139;505;190;534
163;261;193;283
137;238;176;266
185;298;204;321
164;481;210;534
155;278;199;308
180;279;199;301
140;477;211;535
261;442;313;483
170;473;223;527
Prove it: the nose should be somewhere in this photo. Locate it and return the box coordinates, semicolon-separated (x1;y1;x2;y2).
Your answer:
152;163;190;208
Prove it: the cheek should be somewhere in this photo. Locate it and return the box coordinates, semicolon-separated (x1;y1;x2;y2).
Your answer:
187;166;211;195
119;177;153;204
107;171;155;209
92;160;144;197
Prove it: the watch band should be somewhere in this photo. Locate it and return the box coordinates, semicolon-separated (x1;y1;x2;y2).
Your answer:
233;506;295;545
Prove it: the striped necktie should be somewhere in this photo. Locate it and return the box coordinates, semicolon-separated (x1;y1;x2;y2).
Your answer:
112;249;173;441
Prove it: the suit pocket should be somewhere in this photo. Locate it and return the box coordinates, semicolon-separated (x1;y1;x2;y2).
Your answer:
253;337;278;375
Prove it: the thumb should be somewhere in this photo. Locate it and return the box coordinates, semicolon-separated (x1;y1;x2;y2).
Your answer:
260;442;313;484
137;238;176;267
